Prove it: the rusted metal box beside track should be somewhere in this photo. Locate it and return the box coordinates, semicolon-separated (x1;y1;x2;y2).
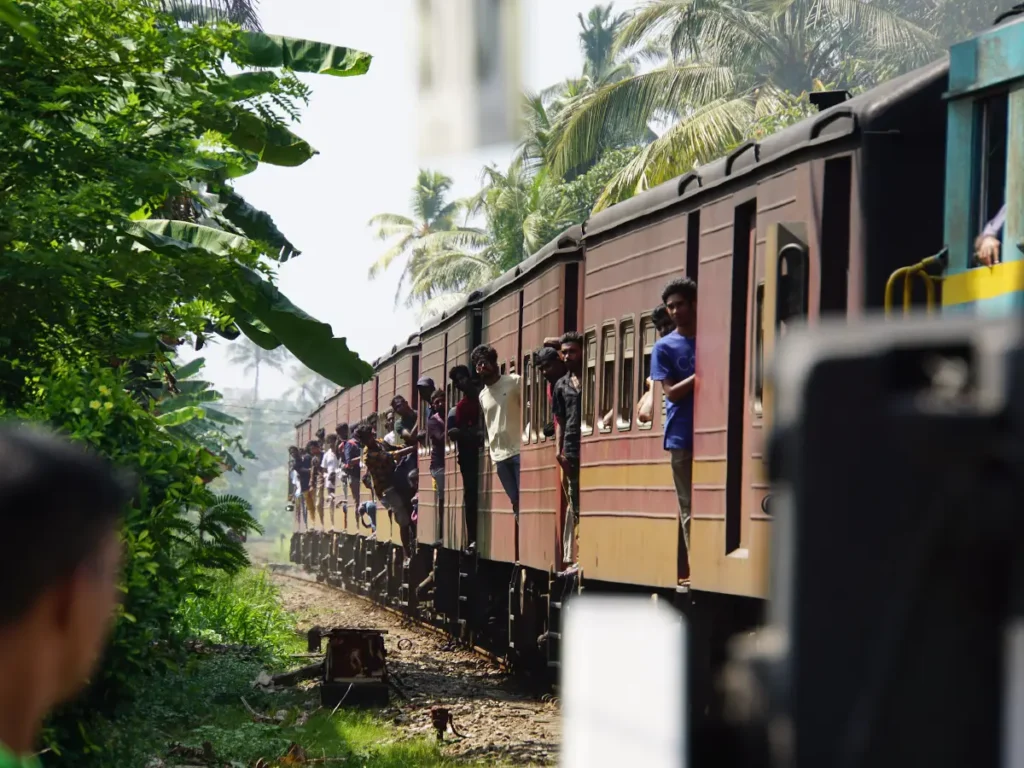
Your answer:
309;627;390;708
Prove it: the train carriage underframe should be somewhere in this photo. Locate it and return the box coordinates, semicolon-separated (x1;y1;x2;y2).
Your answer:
288;529;763;721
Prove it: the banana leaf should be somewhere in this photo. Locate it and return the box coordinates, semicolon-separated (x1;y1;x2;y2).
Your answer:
156;406;206;427
208;71;280;101
202;406;243;426
222;110;317;167
174;357;206;380
0;0;37;41
125;219;250;257
238;32;372;77
226;266;372;387
214;184;300;261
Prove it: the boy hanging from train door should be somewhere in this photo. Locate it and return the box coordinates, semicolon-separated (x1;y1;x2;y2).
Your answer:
322;434;339;531
448;365;483;554
342;424;361;528
552;332;583;567
471;344;523;520
651;277;697;582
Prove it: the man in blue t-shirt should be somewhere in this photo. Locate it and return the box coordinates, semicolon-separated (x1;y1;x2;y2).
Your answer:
650;277;697;566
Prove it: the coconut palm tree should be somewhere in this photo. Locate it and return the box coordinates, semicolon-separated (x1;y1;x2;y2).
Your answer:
579;3;634;85
286;362;336;414
367;170;486;306
159;0;263;30
226;337;288;404
547;0;946;209
518;4;654;178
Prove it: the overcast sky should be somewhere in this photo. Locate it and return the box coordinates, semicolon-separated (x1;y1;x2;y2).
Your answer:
192;0;640;402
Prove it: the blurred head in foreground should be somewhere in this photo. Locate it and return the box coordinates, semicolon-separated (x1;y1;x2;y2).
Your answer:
0;423;132;755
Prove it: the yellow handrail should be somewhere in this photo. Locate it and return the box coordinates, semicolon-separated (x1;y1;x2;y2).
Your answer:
884;254;944;317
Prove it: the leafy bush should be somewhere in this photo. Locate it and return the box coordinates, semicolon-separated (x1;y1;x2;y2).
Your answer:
5;364;261;755
176;569;298;658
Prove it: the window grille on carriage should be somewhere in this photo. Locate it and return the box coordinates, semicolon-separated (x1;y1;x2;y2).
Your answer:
618;319;634;430
599;325;615;434
582;331;597;434
522;354;533;443
639;316;656;430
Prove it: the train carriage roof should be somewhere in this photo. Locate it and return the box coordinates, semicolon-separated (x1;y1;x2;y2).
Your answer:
417;224;584;335
479;224;583;302
585;58;950;240
371;333;421;371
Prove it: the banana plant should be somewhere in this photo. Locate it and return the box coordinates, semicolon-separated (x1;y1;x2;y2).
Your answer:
150;356;253;472
125;30;376;387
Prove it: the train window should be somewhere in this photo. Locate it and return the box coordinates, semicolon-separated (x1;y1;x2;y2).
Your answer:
582;330;597;435
973;92;1008;266
598;325;615;434
638;315;656;431
753;283;765;417
522;355;533;443
618;319;635;430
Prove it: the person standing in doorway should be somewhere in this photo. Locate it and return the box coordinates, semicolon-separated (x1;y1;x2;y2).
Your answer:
354;421;417;565
296;443;314;532
417;377;436;417
448;365;483;552
536;346;566;440
322;434;339;531
392;395;418;446
552;332;583;566
650;277;697;580
471;344;522;520
310;438;324;531
637;304;676;426
425;389;447;545
342;426;362;528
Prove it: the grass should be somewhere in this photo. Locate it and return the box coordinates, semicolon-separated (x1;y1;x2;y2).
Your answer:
67;650;456;767
50;569;466;768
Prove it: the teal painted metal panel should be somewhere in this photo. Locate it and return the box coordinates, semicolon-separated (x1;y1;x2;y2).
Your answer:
1006;87;1024;269
943;99;977;275
943;17;1024;316
947;18;1024;97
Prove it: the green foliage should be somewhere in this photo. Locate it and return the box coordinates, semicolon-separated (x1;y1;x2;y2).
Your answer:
44;574;453;768
0;0;372;393
6;366;260;731
0;0;376;757
176;569;298;657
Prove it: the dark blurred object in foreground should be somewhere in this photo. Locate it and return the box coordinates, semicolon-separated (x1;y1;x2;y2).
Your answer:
724;316;1024;768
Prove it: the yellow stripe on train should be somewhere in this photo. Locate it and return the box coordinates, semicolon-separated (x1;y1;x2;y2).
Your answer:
942;260;1024;306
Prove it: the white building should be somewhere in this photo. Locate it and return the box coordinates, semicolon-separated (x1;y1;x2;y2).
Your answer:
415;0;523;159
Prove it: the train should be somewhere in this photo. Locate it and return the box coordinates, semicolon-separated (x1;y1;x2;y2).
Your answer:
289;11;1023;732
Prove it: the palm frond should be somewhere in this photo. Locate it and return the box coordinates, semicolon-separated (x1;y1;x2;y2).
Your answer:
366;237;414;280
159;0;262;30
594;94;752;210
547;63;736;177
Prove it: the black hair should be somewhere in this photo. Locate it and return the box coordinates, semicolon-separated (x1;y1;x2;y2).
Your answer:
653;304;670;323
470;344;497;369
0;423;134;626
353;421;374;439
431;389;446;402
661;277;697;305
336;423;349;435
390;395;407;410
448;365;471;382
306;440;319;452
559;331;584;348
288;445;299;455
